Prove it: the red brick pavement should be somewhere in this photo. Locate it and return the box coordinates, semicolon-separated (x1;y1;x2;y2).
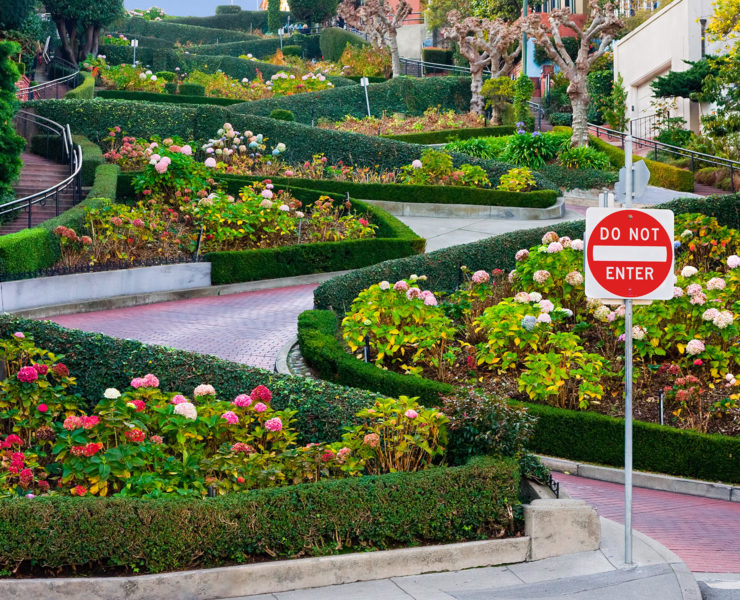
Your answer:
49;284;317;371
553;472;740;573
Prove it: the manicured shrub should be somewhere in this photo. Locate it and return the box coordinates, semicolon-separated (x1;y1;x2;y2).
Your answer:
178;82;205;96
65;71;95;99
422;47;453;65
268;0;281;33
537;164;618;190
548;112;573;126
163;82;177;94
0;41;25;209
384;126;515;144
269;108;295;121
73;135;104;186
171;11;290;33
0;456;519;574
216;4;242;14
117;16;257;44
0;228;56;274
320;27;368;62
155;70;177;82
97;44;154;68
97;90;245;106
282;44;302;57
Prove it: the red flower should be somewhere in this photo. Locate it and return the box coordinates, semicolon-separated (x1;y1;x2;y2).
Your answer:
17;366;38;383
52;363;70;377
693;359;703;366
125;429;146;443
72;485;87;496
321;451;334;463
37;480;50;493
33;363;49;375
236;476;245;484
19;468;34;488
4;434;23;447
70;445;86;457
83;442;103;457
128;399;146;412
250;385;272;403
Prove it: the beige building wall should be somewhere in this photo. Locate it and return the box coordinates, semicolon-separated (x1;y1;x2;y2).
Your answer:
614;0;730;134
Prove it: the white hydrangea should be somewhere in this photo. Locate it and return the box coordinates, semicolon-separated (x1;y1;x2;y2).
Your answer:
681;266;698;278
104;388;121;399
174;402;197;420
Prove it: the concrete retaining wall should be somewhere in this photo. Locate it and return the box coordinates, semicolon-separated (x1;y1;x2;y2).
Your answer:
0;263;212;312
364;197;565;220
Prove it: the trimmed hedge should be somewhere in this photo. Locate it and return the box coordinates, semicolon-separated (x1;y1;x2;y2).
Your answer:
588;132;695;192
384;126;516;145
150;49;304;81
219;175;559;209
422;47;453;65
30;100;557;190
117;16;258;44
96;89;246;106
171;11;291;33
319;27;368;61
314;193;740;312
105;32;175;49
178;82;205;97
537;164;618;191
0;164;119;276
548;112;573;127
65;71;94;99
99;44;154;67
190;34;320;60
232;76;471;124
0;456;518;574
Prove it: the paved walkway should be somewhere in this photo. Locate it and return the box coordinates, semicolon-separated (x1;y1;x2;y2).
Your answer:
552;472;740;574
51;284;317;371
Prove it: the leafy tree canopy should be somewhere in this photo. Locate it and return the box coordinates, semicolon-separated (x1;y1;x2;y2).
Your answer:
289;0;339;24
0;0;36;31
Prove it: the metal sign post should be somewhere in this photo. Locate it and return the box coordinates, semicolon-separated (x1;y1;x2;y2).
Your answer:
278;28;284;50
624;132;634;565
131;39;139;67
360;77;371;118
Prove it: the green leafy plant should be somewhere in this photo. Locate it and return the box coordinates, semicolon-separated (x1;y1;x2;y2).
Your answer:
512;74;534;131
558;146;611;170
497;167;537;192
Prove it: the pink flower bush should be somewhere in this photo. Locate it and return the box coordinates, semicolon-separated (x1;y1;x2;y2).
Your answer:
17;366;38;383
194;384;216;397
713;310;734;329
515;249;529;261
406;287;422;300
538;299;554;313
547;242;563;253
405;409;418;419
686;283;702;296
686;339;705;355
533;270;551;284
411;159;423;169
565;271;583;286
471;270;490;284
707;277;726;291
690;293;707;305
254;402;267;413
702;308;720;321
250;385;272;403
150;435;164;444
728;255;740;269
393;280;409;292
232;394;252;407
265;417;283;432
673;287;684;298
421;290;438;306
204;157;217;168
570;239;584;251
336;447;351;463
537;313;552;324
171;395;188;405
221;411;239;425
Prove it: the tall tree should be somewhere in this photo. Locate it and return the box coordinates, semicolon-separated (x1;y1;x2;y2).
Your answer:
0;41;26;208
288;0;339;25
337;0;411;77
0;0;36;31
441;10;521;115
707;0;740;40
43;0;123;66
267;0;281;33
423;0;524;30
524;0;622;147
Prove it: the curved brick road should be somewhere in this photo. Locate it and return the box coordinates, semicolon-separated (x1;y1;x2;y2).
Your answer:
50;284;317;371
553;472;740;573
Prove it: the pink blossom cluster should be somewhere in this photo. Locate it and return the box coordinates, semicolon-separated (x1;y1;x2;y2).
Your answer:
514;292;531;303
221;411;239;425
171;395;188;405
706;277;726;291
1;434;23;448
533;270;551;284
685;339;705;356
254;402;268;413
393;280;409;292
265;417;283;432
565;271;583;286
231;442;254;453
728;255;740;269
471;270;490;284
546;242;563;253
250;385;272;403
131;373;159;388
17;366;38;383
232;394;252;407
126;399;146;412
542;231;559;244
515;249;529;262
336;447;351;463
63;415;99;430
405;409;418;419
174;401;198;420
194;384;216;397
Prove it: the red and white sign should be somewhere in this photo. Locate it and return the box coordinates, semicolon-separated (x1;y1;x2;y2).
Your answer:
585;208;675;300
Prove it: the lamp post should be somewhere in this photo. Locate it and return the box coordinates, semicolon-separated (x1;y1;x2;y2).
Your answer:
278;28;284;51
522;0;528;77
360;77;371;118
131;39;139;67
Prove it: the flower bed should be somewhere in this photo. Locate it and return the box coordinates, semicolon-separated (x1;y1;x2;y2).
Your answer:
319;107;487;137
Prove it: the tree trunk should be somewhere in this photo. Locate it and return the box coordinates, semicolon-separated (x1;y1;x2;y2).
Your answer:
568;77;590;147
55;19;77;66
470;66;484;116
491;103;503;125
388;32;401;77
81;25;94;61
91;26;101;58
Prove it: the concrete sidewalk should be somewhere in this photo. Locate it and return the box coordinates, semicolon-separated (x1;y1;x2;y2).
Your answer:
231;518;699;600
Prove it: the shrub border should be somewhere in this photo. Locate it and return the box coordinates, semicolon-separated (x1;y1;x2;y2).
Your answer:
96;90;247;106
383;126;516;144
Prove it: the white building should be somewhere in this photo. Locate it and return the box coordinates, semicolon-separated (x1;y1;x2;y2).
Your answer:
614;0;732;135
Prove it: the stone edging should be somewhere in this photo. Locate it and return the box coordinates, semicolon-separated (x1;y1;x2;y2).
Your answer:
540;455;740;503
274;336;295;374
10;270;352;319
362;197;565;220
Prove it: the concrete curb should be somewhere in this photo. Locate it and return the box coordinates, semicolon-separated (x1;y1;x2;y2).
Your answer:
363;197;565;221
274;336;296;374
11;270;350;319
540;455;740;503
0;538;530;600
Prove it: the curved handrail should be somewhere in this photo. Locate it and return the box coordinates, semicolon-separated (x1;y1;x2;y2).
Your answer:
15;57;80;101
2;110;83;230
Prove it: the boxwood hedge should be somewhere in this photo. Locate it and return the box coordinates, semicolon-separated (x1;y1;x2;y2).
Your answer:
97;90;247;106
171;10;291;33
189;33;321;60
64;71;94;99
0;456;518;574
319;27;368;61
116;16;258;44
384;126;516;144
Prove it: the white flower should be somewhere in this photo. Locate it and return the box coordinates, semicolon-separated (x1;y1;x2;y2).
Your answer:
727;255;740;269
204;157;217;168
295;211;304;218
104;388;121;399
174;402;198;420
632;326;647;341
139;72;146;80
702;308;720;322
686;339;705;355
409;274;418;281
681;266;698;278
680;229;693;238
150;75;157;81
594;306;611;321
278;204;289;211
570;239;584;251
713;310;734;329
537;313;552;324
411;160;423;169
673;286;684;298
242;77;249;83
707;277;726;291
547;242;563;253
379;281;390;290
565;271;583;286
529;292;542;302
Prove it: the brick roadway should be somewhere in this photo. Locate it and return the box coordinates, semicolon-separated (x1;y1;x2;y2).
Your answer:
50;284;317;371
553;472;740;573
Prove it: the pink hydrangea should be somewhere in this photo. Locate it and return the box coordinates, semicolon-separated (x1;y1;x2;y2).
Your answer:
685;339;705;355
265;417;283;432
727;255;740;269
131;377;145;388
149;435;163;444
559;236;572;247
541;231;559;245
221;411;239;425
336;447;351;463
533;270;551;284
180;145;192;156
143;373;159;388
174;402;197;420
632;326;647;341
406;287;422;300
250;385;272;403
231;442;254;453
707;277;726;291
570;239;584;251
471;270;490;284
13;332;25;339
690;293;707;305
204;157;217;168
194;384;216;397
411;159;423;169
547;242;564;253
393;280;409;292
515;249;529;261
421;290;438;306
702;308;720;321
261;189;274;199
686;283;702;295
82;416;99;429
565;271;583;286
508;270;518;283
539;299;554;313
405;409;418;419
171;395;188;405
232;394;252;407
63;415;83;430
713;310;734;329
127;399;146;412
673;286;684;298
17;366;38;383
154;160;168;174
254;402;267;413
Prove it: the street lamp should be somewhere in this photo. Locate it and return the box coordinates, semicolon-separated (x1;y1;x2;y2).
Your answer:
522;0;528;77
278;28;284;51
360;77;371;118
131;39;139;67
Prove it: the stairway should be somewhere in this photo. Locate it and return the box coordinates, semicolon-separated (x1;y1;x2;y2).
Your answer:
2;152;77;235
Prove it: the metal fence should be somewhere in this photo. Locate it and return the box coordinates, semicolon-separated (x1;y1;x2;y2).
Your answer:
4;110;83;230
14;57;80;102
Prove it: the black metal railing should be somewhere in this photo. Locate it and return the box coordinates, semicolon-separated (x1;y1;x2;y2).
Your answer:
399;57;494;78
15;57;80;102
629;113;663;140
589;123;739;192
4;110;83;230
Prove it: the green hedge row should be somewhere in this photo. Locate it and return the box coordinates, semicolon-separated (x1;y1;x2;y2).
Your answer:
0;164;119;275
106;32;175;49
0;456;518;574
588;133;695;192
98;44;154;67
296;307;740;483
97;89;246;106
319;27;368;61
537;164;618;191
190;34;321;60
384;126;516;144
65;71;94;99
116;16;258;44
232;76;472;124
30;99;557;190
171;11;292;33
221;175;559;208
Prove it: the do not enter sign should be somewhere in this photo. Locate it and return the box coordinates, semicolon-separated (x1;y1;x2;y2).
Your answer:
585;208;675;300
